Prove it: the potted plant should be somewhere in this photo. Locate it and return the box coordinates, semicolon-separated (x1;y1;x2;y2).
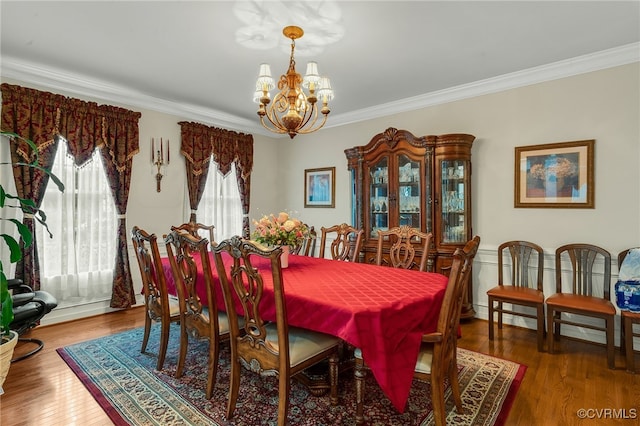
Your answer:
0;131;63;391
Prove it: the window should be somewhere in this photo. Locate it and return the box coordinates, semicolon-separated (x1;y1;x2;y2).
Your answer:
37;140;117;307
191;159;243;242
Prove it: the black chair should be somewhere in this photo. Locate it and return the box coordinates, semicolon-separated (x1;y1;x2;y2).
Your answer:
8;278;58;362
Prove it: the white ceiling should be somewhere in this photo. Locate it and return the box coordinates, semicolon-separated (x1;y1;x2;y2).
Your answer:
1;1;639;137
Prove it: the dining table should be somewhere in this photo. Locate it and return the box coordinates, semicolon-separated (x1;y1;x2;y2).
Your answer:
162;251;449;413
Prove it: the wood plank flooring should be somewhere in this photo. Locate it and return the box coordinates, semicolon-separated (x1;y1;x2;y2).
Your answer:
1;307;638;425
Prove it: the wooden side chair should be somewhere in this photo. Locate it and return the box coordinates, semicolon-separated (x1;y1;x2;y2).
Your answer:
618;248;640;373
319;223;364;261
164;230;230;399
291;225;317;257
546;243;615;369
171;221;215;249
487;240;546;352
131;226;180;371
375;225;432;271
212;236;341;426
354;236;480;426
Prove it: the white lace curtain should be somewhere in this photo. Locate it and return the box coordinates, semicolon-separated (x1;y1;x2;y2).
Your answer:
187;159;243;243
37;140;117;307
0;140;19;278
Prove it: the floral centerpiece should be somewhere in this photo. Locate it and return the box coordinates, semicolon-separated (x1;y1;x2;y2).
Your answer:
252;211;308;248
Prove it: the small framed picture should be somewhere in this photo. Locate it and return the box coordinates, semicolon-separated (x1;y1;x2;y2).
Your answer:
515;140;594;208
304;167;335;208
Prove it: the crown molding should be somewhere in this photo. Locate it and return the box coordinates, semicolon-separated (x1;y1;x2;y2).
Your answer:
326;42;640;129
2;42;638;136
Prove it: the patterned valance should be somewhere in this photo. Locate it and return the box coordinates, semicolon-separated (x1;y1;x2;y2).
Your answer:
178;121;253;178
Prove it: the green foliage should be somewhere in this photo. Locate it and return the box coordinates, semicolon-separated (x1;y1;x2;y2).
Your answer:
0;131;64;338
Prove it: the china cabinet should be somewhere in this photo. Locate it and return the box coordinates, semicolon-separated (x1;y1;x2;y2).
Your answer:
345;128;476;318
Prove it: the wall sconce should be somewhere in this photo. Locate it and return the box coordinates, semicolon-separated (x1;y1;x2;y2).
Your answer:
151;137;169;192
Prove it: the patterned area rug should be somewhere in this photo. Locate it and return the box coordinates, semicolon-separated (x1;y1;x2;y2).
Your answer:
57;324;526;425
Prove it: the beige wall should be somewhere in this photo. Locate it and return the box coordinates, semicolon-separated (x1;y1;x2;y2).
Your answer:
2;63;639;341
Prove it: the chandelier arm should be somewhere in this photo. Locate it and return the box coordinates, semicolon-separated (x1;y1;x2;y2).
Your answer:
297;112;329;135
297;105;319;132
261;96;290;134
259;115;287;135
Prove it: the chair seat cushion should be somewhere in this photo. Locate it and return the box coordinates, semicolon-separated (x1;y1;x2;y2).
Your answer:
265;323;340;367
546;293;616;315
414;343;435;375
202;308;233;334
355;344;435;374
622;310;640;321
167;296;181;317
487;285;544;303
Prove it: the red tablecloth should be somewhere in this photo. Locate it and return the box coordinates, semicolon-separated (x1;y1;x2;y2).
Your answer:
162;252;448;412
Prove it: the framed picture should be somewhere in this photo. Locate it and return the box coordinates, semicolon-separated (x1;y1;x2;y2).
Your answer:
304;167;335;208
515;140;594;208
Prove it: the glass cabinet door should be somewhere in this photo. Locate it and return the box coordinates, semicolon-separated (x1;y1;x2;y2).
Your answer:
440;159;467;244
369;157;389;239
397;154;421;229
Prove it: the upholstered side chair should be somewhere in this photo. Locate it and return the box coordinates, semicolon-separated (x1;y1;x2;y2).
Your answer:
546;243;615;369
131;226;181;371
213;236;341;426
487;240;546;352
164;230;230;398
354;235;480;426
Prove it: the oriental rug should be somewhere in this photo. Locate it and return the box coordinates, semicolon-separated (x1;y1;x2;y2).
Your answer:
57;324;526;425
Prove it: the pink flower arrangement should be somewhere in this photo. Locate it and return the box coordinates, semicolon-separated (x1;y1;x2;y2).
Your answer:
252;212;309;247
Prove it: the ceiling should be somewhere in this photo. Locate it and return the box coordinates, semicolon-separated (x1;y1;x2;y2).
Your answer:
1;1;639;137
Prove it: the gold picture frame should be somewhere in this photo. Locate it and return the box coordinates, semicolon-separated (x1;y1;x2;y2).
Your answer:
515;140;594;208
304;167;335;208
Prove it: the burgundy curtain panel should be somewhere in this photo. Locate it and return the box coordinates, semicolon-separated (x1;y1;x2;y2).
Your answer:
1;83;141;308
0;85;65;290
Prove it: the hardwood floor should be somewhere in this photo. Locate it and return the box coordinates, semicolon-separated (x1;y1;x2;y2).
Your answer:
1;307;638;425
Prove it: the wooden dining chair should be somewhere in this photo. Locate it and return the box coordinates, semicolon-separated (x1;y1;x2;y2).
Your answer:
354;235;480;426
319;223;364;261
375;225;432;271
212;236;341;426
487;240;546;352
546;243;616;369
131;226;181;371
617;248;640;373
164;230;230;399
171;221;215;249
291;225;317;257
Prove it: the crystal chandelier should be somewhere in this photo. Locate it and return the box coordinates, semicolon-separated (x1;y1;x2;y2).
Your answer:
254;26;334;139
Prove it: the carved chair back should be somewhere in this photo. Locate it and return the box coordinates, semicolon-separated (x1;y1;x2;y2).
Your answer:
171;221;215;249
375;226;432;271
320;223;364;261
498;240;544;290
555;243;611;298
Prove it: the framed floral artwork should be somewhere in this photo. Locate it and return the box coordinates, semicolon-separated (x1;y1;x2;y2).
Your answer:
515;140;594;208
305;167;335;208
